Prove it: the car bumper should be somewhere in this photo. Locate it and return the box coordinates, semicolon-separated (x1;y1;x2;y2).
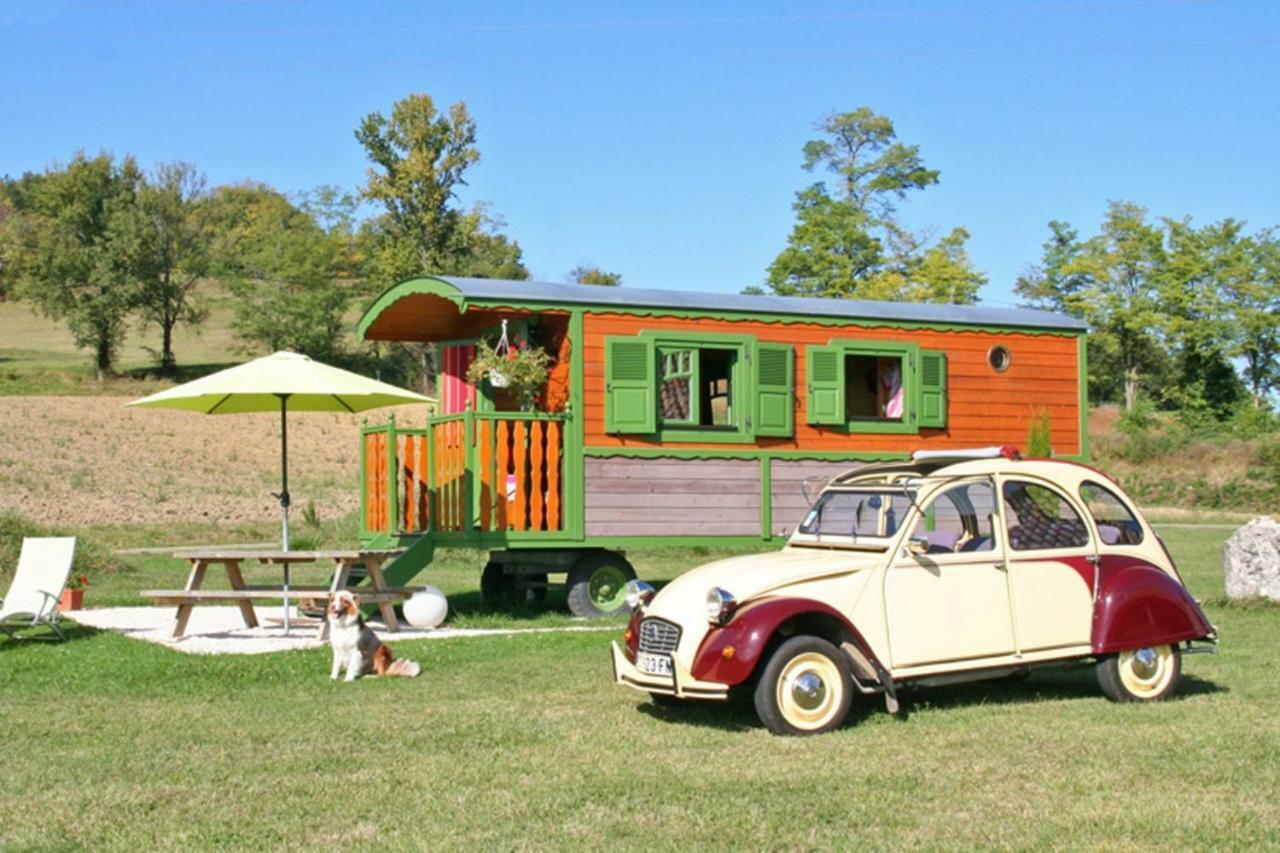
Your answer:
610;641;730;701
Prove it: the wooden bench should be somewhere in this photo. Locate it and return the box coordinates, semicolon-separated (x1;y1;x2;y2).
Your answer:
142;588;419;607
154;549;411;639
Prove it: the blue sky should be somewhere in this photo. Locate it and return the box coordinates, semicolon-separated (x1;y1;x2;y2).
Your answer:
1;0;1276;305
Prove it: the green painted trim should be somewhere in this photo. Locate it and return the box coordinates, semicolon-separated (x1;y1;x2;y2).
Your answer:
359;423;370;538
1077;333;1091;461
385;413;399;535
357;277;1083;343
566;310;587;539
759;457;772;539
473;298;1080;337
406;532;786;551
642;329;753;441
358;277;466;339
583;446;912;462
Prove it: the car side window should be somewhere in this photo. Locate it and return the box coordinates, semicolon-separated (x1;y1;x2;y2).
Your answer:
1002;480;1089;551
910;482;997;554
1079;481;1145;545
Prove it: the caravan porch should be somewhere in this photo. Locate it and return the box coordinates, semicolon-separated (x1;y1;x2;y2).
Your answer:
361;411;575;546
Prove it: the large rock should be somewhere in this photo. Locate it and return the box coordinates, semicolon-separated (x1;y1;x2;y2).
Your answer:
1223;516;1280;601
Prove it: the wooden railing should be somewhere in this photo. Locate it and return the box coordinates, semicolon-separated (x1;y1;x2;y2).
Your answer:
362;411;566;537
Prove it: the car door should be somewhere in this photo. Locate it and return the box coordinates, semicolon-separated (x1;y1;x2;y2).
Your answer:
998;477;1095;653
884;478;1017;669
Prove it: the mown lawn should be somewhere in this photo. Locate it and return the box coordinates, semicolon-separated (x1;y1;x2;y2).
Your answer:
1;527;1276;849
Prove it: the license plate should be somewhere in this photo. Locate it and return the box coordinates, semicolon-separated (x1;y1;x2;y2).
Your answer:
636;652;672;676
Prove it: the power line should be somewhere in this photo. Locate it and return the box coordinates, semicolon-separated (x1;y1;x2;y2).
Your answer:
4;0;1227;40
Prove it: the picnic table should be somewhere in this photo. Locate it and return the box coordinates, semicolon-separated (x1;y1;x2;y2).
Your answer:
142;549;413;640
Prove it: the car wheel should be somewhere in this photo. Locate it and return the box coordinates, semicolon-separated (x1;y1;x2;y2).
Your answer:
566;552;636;618
1096;644;1181;702
753;636;853;736
481;562;547;610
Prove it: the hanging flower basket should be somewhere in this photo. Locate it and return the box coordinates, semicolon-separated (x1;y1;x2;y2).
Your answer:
467;320;551;410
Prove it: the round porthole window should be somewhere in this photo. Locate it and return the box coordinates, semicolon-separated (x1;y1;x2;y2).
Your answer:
988;345;1012;373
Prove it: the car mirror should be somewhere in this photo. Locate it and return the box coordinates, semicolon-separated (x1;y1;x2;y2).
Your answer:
907;535;929;556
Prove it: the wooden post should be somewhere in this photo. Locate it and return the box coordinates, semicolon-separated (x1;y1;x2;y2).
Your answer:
386;414;399;535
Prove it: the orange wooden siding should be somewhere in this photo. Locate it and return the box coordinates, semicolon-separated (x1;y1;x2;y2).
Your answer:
582;312;1082;454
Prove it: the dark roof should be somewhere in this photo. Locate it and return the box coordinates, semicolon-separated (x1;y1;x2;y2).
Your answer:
435;276;1087;332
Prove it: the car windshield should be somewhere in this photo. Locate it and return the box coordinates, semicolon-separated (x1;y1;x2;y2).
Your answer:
798;489;916;540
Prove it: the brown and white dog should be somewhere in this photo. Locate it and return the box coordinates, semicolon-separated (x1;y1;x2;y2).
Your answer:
327;590;421;681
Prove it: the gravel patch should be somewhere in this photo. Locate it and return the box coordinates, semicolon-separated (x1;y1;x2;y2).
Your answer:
65;606;614;656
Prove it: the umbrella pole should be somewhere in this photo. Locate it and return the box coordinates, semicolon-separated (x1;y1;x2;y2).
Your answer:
278;394;291;635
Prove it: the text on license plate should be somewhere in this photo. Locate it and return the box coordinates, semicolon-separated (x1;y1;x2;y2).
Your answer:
636;652;673;676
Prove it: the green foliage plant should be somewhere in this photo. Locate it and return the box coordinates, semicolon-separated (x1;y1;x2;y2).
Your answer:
1027;407;1053;457
765;107;986;303
466;339;550;410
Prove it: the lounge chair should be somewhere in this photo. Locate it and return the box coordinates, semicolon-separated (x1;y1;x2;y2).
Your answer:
0;537;77;641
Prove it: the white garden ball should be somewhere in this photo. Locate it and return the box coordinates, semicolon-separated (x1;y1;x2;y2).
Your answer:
402;586;449;629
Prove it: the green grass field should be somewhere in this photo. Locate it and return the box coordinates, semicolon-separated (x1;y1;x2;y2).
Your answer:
1;526;1276;849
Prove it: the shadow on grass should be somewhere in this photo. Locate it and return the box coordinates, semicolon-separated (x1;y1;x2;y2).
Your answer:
899;666;1226;716
0;621;100;649
630;666;1227;734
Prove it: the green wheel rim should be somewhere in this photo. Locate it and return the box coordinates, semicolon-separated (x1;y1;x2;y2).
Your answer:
588;565;629;611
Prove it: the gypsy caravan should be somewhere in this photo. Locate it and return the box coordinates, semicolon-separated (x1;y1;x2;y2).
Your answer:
356;277;1088;616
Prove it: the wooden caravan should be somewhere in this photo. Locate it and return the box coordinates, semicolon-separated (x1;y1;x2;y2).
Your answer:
357;276;1088;615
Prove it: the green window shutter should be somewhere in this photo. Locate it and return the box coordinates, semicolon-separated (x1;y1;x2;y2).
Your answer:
918;349;948;428
805;345;844;425
754;343;794;437
605;336;656;434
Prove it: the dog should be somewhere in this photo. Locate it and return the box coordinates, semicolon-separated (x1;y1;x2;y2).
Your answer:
327;590;421;681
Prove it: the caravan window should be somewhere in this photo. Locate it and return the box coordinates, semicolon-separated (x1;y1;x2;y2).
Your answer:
658;345;737;428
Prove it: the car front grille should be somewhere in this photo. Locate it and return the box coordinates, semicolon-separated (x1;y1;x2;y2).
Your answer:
638;618;681;655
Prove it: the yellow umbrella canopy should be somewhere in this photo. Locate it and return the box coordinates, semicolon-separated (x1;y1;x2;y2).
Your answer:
129;351;433;633
128;350;433;415
129;350;434;531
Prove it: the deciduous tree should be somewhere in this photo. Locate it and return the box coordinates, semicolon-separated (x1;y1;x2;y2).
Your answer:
765;108;984;303
568;264;622;286
7;153;144;380
128;161;213;373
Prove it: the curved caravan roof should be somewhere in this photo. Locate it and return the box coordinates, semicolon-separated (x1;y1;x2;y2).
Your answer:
358;275;1088;342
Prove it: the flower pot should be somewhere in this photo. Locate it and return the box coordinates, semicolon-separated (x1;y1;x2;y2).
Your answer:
488;369;511;388
58;588;84;611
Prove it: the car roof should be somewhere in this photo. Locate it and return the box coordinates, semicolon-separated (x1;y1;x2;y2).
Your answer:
829;455;1112;490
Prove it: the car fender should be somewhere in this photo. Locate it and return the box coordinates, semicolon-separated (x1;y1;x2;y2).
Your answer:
690;596;882;686
1093;557;1213;654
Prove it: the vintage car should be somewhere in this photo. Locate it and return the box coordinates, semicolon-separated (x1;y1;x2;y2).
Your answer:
611;447;1218;735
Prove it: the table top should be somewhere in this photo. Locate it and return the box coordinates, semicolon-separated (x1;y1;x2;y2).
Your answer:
172;548;405;562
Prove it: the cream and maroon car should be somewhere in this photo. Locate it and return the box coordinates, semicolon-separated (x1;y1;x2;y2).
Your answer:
611;448;1217;735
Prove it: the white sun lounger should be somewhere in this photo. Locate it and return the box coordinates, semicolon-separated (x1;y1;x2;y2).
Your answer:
0;537;77;641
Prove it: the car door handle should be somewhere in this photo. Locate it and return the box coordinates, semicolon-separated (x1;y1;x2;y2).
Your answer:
994;562;1007;571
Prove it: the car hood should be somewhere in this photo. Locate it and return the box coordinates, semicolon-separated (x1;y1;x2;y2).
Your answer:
645;546;880;635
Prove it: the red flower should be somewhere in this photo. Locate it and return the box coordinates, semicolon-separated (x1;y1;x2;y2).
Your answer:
79;574;88;587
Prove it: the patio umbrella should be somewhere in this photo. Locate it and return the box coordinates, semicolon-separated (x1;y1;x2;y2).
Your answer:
128;350;433;632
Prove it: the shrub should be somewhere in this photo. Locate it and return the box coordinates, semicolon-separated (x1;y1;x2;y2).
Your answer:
0;512;127;585
1027;407;1053;457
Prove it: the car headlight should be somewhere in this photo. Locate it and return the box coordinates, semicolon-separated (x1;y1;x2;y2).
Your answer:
706;587;737;625
624;580;655;609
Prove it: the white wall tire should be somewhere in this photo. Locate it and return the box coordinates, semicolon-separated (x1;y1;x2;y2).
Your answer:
754;636;853;736
1097;644;1181;703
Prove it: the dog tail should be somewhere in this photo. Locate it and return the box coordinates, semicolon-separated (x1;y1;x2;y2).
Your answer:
384;658;421;678
372;644;420;678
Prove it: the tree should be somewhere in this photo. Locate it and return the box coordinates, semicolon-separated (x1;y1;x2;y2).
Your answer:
568;264;622;286
356;93;528;391
206;183;349;360
764;108;984;302
6;153;144;380
1231;229;1280;402
1017;202;1169;411
127;161;212;373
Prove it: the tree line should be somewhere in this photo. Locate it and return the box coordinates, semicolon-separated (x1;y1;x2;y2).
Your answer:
1;94;1275;415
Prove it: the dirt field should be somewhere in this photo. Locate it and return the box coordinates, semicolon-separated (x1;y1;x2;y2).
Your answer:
0;396;430;527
